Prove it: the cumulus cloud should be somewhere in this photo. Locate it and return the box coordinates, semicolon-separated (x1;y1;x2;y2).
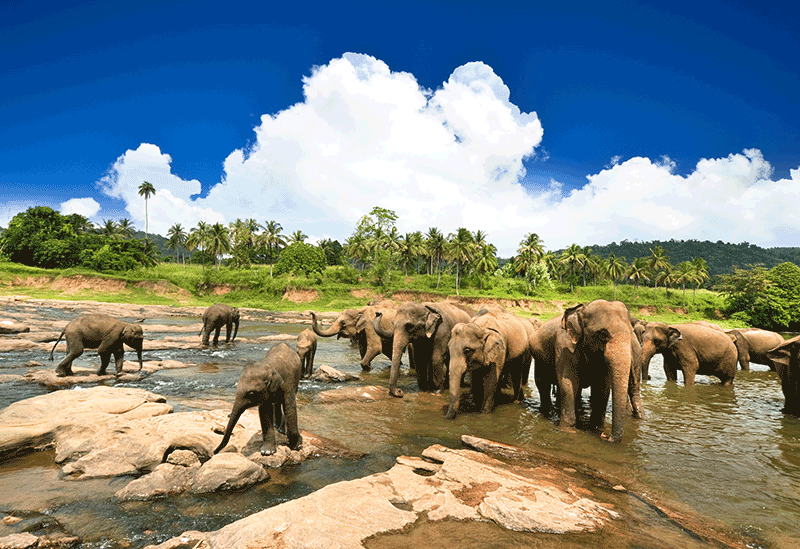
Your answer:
60;197;101;218
96;53;800;256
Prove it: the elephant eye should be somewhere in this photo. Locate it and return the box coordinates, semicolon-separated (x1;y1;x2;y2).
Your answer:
463;346;474;355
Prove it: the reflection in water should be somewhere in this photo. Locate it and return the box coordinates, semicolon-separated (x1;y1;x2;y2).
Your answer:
0;315;799;548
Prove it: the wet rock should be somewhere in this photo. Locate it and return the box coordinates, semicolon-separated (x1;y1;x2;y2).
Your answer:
22;368;145;388
0;386;170;462
0;532;38;549
145;440;619;549
114;463;197;501
0;340;39;352
0;375;23;384
190;453;269;494
310;364;360;383
313;384;392;404
0;321;30;334
165;449;201;467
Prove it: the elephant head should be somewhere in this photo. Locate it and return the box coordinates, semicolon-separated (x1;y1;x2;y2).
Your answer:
121;323;144;372
311;309;361;339
446;323;506;419
766;335;800;416
640;322;682;370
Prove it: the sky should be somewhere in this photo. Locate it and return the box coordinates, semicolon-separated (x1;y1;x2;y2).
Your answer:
1;0;799;257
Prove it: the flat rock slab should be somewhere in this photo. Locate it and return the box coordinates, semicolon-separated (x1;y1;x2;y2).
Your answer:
0;321;30;334
22;360;190;389
310;364;360;383
313;384;392;404
145;440;619;549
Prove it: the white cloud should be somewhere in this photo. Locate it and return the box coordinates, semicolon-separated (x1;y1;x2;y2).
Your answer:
60;197;101;218
95;53;800;256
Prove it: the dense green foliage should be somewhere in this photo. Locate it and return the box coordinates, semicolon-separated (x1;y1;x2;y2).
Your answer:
274;242;327;277
719;262;800;330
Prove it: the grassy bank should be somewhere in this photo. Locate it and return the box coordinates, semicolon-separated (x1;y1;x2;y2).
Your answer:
0;261;736;325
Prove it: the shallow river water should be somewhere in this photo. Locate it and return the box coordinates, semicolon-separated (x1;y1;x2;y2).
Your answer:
0;307;799;548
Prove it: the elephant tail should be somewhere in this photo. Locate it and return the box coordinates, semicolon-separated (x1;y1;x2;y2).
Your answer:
49;329;66;361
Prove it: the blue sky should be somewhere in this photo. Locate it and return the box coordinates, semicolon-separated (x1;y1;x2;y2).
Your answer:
2;0;798;256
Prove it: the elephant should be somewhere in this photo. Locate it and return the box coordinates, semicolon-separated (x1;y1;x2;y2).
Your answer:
296;328;317;378
200;303;240;346
446;310;534;419
640;322;737;386
310;304;396;371
528;314;563;415
49;314;144;377
629;317;650;379
214;342;302;456
373;301;476;397
726;328;785;371
556;300;644;442
765;335;800;416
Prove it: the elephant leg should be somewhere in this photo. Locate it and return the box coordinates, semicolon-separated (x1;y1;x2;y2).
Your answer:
557;352;580;430
480;366;500;413
534;365;553;415
589;377;611;433
97;351;112;375
201;325;211;346
213;326;222;346
683;367;697;386
282;390;302;451
113;348;125;375
360;344;381;371
56;343;83;376
258;402;278;456
430;346;448;392
224;321;232;343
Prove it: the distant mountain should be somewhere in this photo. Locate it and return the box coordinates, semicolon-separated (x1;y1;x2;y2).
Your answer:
560;239;800;277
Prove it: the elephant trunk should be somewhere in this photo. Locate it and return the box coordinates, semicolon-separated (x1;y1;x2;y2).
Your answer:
135;344;143;372
231;320;239;342
608;338;632;443
387;332;409;397
640;340;658;378
214;400;248;454
311;313;342;337
372;314;394;339
446;355;467;419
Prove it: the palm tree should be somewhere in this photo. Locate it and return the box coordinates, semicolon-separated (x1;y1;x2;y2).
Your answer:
691;257;710;302
628;257;650;299
186;221;211;271
99;219;120;238
167;223;187;267
261;221;287;276
559;244;585;292
425;227;445;286
118;218;136;239
647;246;670;298
675;261;696;300
397;232;425;275
445;228;476;295
137;181;156;240
515;233;545;278
473;242;498;288
207;222;231;273
605;252;627;300
288;230;307;244
409;231;425;274
541;251;559;281
345;233;370;271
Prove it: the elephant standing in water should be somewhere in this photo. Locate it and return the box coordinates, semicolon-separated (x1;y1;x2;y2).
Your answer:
310;303;396;371
640;322;737;385
49;314;144;377
726;328;785;371
446;310;535;419
373;301;475;397
296;328;317;378
201;303;240;346
766;335;800;415
556;300;644;443
214;343;302;456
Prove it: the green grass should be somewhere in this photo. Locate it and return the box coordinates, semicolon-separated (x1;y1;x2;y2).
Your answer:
0;261;734;325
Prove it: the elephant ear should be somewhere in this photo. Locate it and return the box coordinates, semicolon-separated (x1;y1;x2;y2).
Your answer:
424;305;443;338
667;327;682;348
483;329;506;368
355;311;367;333
562;304;585;345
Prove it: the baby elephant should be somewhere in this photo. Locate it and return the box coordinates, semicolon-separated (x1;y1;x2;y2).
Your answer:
214;342;303;456
49;314;144;377
201;303;240;346
296;328;317;378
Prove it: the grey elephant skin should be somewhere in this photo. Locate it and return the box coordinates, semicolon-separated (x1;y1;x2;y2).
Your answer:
556;300;644;443
641;322;737;385
373;301;475;397
310;304;396;370
766;335;800;415
446;310;534;419
214;342;302;456
49;314;144;377
201;303;240;346
296;328;317;378
726;328;785;371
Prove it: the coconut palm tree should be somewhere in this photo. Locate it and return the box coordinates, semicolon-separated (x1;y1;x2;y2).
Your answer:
647;246;670;298
559;244;585;292
473;242;498;288
605;252;627;300
99;219;120;238
166;223;187;267
445;228;476;295
186;221;211;271
691;257;710;302
675;261;697;300
260;221;287;276
288;230;307;244
137;181;156;240
118;218;136;239
425;227;445;285
207;223;231;273
515;232;545;278
628;257;650;299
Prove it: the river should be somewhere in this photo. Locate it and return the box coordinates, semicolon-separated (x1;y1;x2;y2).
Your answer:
0;304;798;548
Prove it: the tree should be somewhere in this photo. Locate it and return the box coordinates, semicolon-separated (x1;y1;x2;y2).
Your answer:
628;257;650;299
647;245;670;298
288;230;308;244
167;223;187;266
425;227;445;287
559;244;585;292
261;220;287;276
207;223;231;273
99;219;121;239
515;233;545;278
118;218;136;239
445;228;476;295
674;261;696;300
691;257;710;301
274;242;327;277
318;239;343;266
605;252;627;300
186;222;211;271
0;207;79;268
473;241;498;289
138;181;156;240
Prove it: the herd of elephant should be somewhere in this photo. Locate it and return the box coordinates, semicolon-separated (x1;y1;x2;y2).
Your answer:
46;299;800;456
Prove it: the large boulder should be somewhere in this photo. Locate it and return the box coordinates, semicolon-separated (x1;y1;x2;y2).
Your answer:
190;453;270;494
312;385;392;404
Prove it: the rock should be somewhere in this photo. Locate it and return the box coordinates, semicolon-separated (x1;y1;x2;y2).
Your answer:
166;449;201;467
22;368;144;388
190;453;269;494
114;463;197;501
313;385;392;404
2;516;22;525
0;386;170;462
310;364;360;383
0;321;30;334
145;441;619;549
0;375;23;384
0;533;38;549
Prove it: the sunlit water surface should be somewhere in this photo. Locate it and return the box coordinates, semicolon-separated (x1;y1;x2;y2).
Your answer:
0;309;798;548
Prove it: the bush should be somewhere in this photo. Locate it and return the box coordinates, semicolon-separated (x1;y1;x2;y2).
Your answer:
274;243;327;277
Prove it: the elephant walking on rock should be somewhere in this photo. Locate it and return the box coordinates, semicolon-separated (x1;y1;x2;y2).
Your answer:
373;301;476;397
214;343;302;456
641;322;737;386
201;304;239;346
49;314;144;377
446;310;534;419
